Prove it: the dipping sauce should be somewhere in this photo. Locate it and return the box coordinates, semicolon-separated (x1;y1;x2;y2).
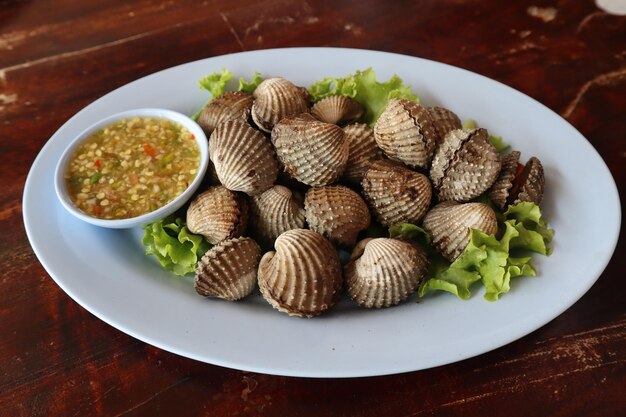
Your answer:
64;116;200;219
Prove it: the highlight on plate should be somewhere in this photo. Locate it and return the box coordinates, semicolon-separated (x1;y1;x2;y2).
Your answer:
140;68;554;317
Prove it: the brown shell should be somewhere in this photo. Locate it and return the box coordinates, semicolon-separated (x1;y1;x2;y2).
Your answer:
195;237;261;301
249;185;306;247
311;95;364;125
197;91;254;135
209;119;278;196
422;201;498;262
488;151;521;210
428;106;462;143
304;185;371;247
207;160;221;185
251;77;310;132
344;238;429;308
429;128;502;202
361;159;432;227
341;123;384;185
257;229;343;318
186;185;248;244
272;113;349;186
373;98;438;170
511;156;545;206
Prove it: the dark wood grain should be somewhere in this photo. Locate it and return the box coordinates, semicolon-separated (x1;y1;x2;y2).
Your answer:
1;0;624;416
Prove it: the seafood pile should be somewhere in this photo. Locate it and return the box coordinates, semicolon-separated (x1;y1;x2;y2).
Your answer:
186;76;545;317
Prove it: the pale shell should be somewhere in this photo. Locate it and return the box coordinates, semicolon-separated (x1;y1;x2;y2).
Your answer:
209;119;278;196
197;91;253;135
344;238;429;308
257;229;343;318
341;123;384;185
272;113;349;186
304;185;371;247
374;98;438;170
429;128;502;202
249;185;306;247
311;95;364;125
195;237;261;301
422;201;498;262
488;151;521;210
361;159;432;227
186;185;248;244
428;106;462;143
251;77;310;132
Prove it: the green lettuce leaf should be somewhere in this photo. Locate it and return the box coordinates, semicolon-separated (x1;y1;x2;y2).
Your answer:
308;68;419;125
142;215;211;276
238;71;265;93
198;68;233;98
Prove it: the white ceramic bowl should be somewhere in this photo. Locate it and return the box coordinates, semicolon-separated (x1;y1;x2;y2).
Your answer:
54;108;209;228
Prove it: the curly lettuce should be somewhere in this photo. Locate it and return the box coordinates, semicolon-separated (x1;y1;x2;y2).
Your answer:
142;215;211;276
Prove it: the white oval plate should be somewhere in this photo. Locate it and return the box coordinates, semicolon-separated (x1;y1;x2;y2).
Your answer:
23;48;621;377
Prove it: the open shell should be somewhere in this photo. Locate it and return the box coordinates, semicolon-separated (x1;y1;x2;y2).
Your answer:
374;98;438;170
249;185;306;247
510;156;545;206
257;229;343;318
429;128;502;202
488;151;520;210
272;113;349;186
304;185;371;247
209;119;278;196
345;238;429;308
186;185;248;244
197;91;253;135
251;77;310;132
361;159;432;227
311;95;364;125
428;106;462;143
422;201;498;262
195;237;261;301
341;123;384;185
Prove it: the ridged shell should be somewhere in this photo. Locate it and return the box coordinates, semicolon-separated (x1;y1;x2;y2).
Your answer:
249;185;306;247
361;160;432;227
311;95;364;125
186;186;248;244
341;123;384;185
257;229;343;318
345;238;429;308
195;237;261;301
488;151;521;210
251;77;310;132
430;128;502;202
304;185;371;247
374;98;438;170
197;91;253;134
209;119;278;196
428;106;462;143
272;113;349;186
422;201;498;262
511;156;545;206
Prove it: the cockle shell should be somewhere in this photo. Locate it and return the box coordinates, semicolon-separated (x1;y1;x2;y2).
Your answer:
361;159;432;227
304;185;371;247
428;106;462;143
186;185;248;244
510;156;545;206
197;91;254;134
249;185;306;247
311;95;364;125
272;113;349;186
257;229;343;318
488;151;520;210
422;201;498;262
195;237;261;301
209;119;278;196
344;238;428;308
341;123;384;185
374;98;438;170
429;128;502;202
251;77;310;132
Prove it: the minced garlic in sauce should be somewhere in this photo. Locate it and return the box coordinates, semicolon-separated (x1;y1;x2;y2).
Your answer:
64;116;200;219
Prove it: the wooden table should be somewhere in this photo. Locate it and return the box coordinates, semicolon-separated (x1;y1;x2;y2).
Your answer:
2;0;624;415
